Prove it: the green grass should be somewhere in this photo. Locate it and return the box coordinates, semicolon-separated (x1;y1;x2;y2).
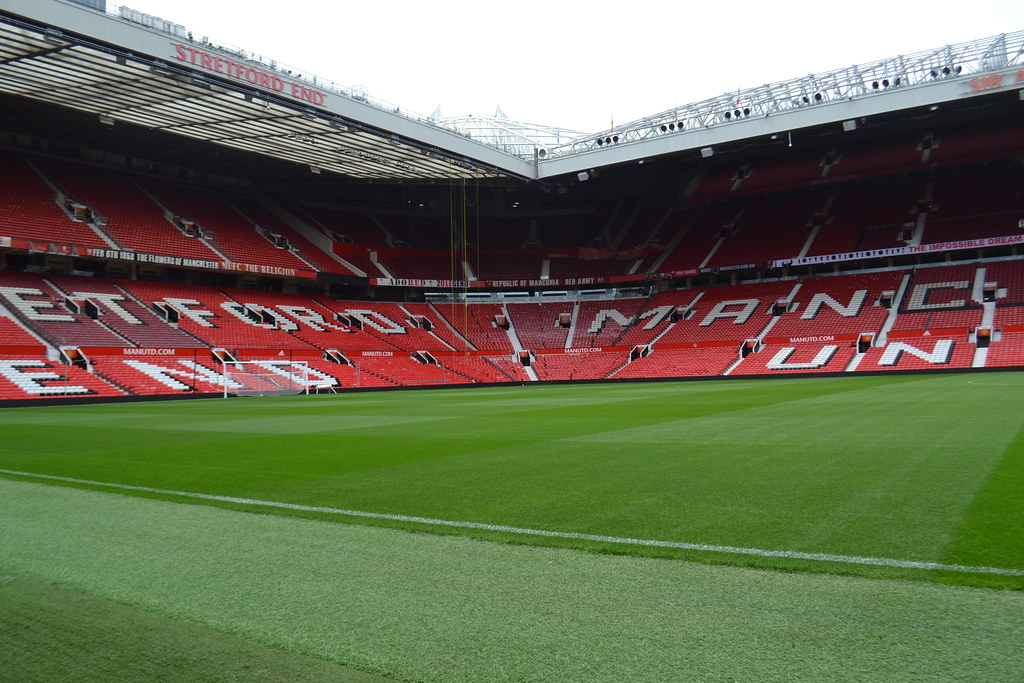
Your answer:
0;570;389;682
3;477;1023;682
1;372;1021;586
1;372;1023;679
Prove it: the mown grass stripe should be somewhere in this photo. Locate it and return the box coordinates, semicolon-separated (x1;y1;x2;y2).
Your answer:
3;467;1020;578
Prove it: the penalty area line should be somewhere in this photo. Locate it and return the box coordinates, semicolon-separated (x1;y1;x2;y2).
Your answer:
2;468;1022;578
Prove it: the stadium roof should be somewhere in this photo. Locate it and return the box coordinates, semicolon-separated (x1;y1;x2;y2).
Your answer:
1;0;1022;185
0;0;535;182
536;31;1024;178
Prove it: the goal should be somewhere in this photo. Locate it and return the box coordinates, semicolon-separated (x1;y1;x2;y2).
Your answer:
221;360;311;398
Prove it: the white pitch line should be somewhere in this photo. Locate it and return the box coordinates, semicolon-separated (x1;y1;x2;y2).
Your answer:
2;468;1022;578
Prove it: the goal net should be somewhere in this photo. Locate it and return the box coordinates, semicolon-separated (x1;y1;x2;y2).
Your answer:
222;360;311;397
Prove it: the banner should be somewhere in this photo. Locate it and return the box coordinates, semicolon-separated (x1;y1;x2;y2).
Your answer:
770;234;1024;269
0;344;47;355
7;230;1022;288
0;237;317;279
78;347;189;357
762;334;859;345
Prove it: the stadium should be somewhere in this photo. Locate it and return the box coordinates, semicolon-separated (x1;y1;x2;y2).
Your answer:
1;0;1023;680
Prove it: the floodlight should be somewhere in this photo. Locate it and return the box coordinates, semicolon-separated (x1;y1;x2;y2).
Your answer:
700;147;714;158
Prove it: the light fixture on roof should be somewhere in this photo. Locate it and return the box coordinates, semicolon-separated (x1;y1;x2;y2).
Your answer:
842;119;857;132
577;171;590;182
98;114;114;126
44;29;64;45
700;147;714;158
309;164;321;174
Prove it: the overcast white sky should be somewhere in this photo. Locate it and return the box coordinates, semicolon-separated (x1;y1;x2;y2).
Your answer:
120;0;1023;134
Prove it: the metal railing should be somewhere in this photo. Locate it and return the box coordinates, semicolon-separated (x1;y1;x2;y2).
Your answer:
542;31;1024;159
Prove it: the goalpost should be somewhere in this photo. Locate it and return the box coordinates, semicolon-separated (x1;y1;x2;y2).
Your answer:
221;360;311;398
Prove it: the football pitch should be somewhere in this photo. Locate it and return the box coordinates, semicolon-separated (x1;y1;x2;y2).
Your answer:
2;371;1023;680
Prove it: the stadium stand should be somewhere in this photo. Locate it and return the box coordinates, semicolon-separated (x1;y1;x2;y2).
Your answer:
0;357;123;399
430;302;513;352
0;151;112;249
985;332;1024;367
32;158;223;261
766;271;906;340
0;270;130;347
532;350;625;381
0;313;45;347
610;347;739;379
572;298;649;349
653;281;798;346
730;343;859;375
473;252;544;282
922;166;1024;244
0;12;1021;400
505;302;572;350
890;264;983;334
47;273;207;349
224;196;353;274
116;280;315;351
858;335;976;371
401;302;477;351
704;194;820;268
139;179;312;271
